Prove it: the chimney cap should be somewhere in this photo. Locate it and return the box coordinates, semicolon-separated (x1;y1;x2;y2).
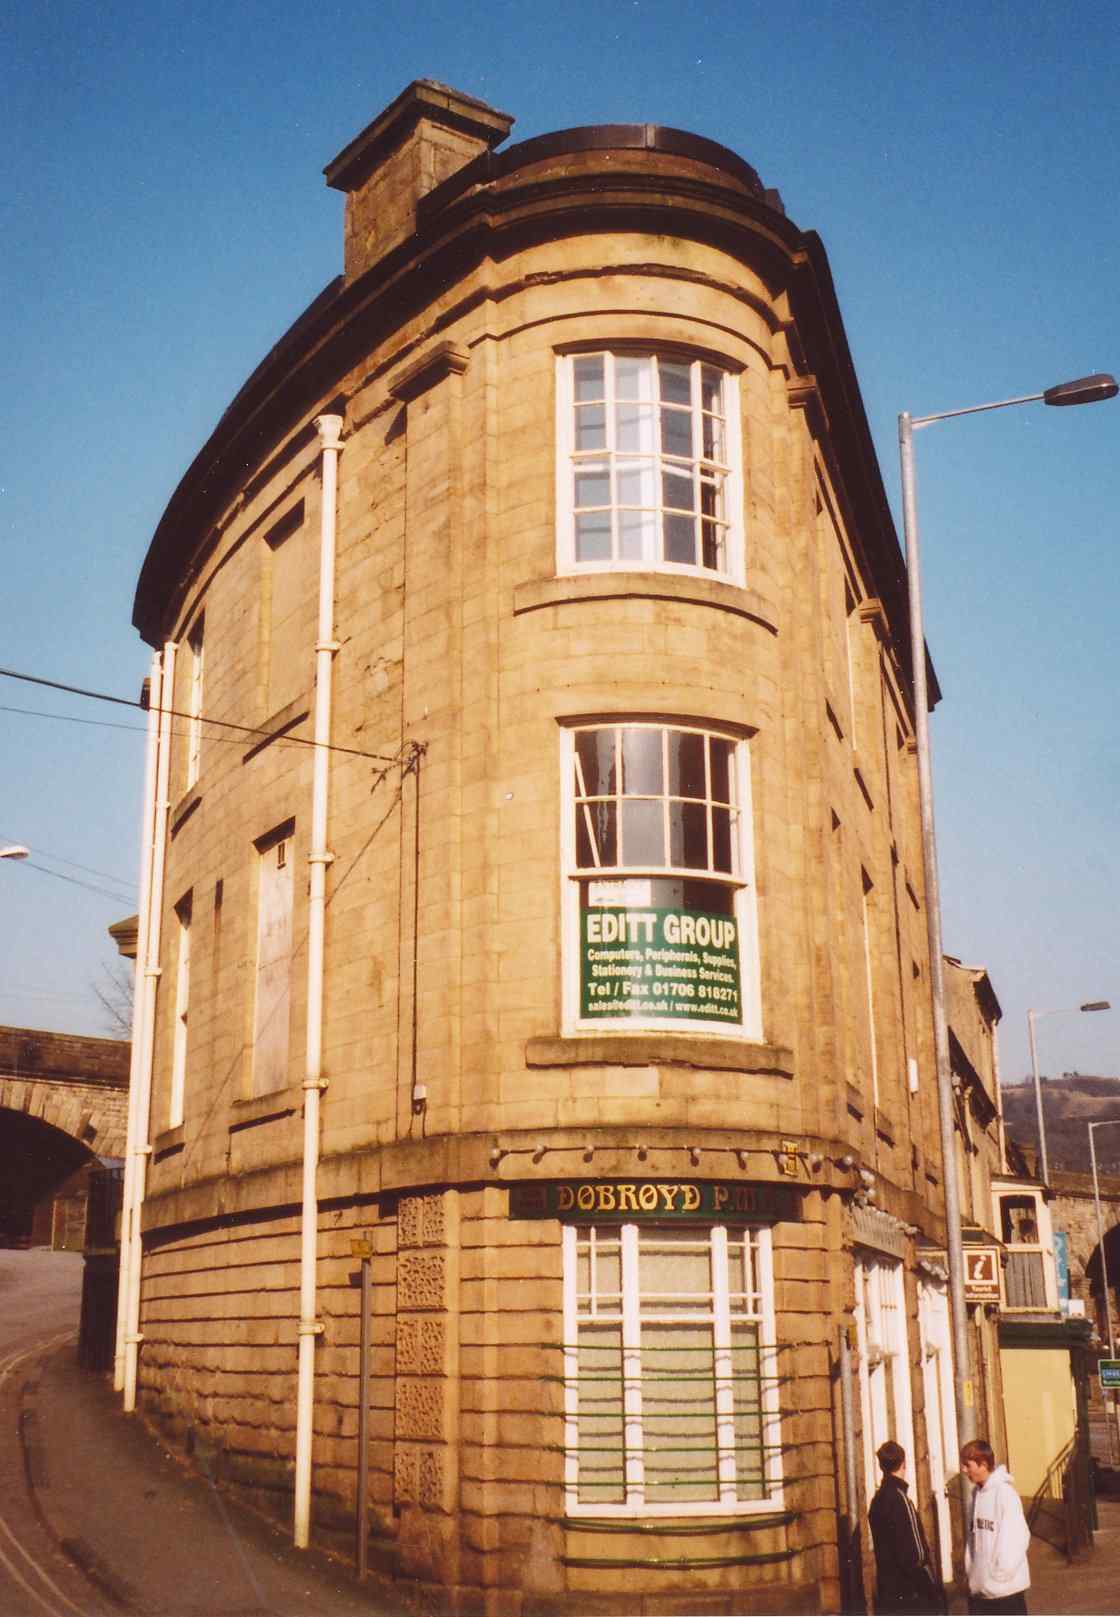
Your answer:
324;79;514;194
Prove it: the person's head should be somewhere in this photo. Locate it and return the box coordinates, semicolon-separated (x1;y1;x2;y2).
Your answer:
960;1439;995;1485
877;1440;906;1476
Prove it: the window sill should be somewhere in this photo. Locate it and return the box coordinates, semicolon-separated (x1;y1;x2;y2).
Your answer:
526;1033;792;1077
152;1123;185;1159
229;1082;303;1132
242;697;310;764
170;788;202;836
513;572;778;634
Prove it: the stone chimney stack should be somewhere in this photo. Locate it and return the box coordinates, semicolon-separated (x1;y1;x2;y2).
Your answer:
324;80;514;281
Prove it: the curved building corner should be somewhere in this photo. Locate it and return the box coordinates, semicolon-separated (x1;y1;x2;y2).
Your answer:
117;79;990;1616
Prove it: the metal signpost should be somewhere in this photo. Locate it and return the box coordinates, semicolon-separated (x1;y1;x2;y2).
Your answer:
351;1236;374;1578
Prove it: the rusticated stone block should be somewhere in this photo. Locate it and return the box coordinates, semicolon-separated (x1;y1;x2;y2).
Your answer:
394;1446;419;1504
398;1190;446;1248
397;1315;446;1376
398;1251;446;1310
418;1446;444;1509
396;1378;444;1441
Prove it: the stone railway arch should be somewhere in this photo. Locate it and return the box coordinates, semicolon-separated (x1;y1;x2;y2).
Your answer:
1048;1168;1120;1336
0;1026;129;1242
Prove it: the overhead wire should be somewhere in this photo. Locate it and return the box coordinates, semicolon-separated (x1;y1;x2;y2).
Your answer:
17;860;136;906
0;830;136;893
0;665;403;764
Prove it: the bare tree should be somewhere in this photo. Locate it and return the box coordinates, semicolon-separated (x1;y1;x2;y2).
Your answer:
92;959;134;1039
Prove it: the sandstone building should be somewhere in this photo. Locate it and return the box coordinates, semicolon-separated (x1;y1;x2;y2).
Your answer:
119;81;1013;1613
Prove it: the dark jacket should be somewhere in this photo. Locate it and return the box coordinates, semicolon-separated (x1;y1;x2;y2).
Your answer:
869;1471;940;1615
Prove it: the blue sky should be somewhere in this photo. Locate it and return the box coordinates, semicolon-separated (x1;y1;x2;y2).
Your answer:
2;0;1118;1085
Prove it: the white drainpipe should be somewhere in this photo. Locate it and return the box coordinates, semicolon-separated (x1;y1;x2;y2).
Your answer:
114;649;164;1392
123;639;177;1413
293;413;344;1548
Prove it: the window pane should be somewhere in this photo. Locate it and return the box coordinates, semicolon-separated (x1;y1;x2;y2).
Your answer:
621;728;663;796
662;464;693;512
658;361;692;405
642;1323;719;1502
616;403;655;453
619;510;654;561
615;355;653;400
593;1237;622;1302
575;511;611;561
574;355;604;402
677;878;735;915
711;806;734;874
639;1233;712;1301
669;800;709;869
576;729;617;798
664;513;696;564
617;458;656;508
621;798;665;867
576;800;617;868
668;730;707;799
702;413;724;462
661;406;693;459
726;1232;757;1308
575;466;610;508
701;365;723;413
577;1328;626;1505
701;519;723;571
732;1323;765;1497
575;404;606;451
700;477;721;516
709;737;732;803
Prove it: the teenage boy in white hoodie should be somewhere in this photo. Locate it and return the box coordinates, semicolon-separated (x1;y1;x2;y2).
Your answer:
960;1439;1030;1615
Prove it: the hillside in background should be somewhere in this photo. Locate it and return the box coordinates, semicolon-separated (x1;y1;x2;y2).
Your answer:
1000;1073;1120;1173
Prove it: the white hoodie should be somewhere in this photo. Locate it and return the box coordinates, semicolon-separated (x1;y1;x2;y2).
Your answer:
965;1464;1031;1598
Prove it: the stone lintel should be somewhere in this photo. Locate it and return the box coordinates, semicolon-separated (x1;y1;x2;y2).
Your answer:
525;1034;793;1077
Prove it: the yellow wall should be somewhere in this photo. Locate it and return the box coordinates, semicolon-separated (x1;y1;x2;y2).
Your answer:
1000;1346;1075;1500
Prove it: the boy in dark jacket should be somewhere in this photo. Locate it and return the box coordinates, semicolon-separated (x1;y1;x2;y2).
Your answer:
869;1440;941;1614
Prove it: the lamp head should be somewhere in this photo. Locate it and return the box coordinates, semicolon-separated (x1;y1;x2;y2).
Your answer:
1043;373;1119;407
1081;1001;1110;1013
0;845;29;861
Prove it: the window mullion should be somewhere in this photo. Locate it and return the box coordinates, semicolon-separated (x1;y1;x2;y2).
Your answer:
621;1224;644;1506
563;1225;581;1506
711;1224;738;1502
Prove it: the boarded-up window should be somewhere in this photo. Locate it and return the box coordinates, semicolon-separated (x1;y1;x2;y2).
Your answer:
168;891;192;1128
265;505;308;716
252;825;294;1096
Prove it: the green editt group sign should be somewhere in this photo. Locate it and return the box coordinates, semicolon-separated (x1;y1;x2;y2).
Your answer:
580;906;741;1023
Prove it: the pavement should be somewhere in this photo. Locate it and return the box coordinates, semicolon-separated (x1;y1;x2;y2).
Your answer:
22;1338;407;1616
1015;1492;1120;1616
19;1333;1120;1616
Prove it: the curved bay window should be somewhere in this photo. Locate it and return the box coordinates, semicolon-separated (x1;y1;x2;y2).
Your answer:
562;1222;781;1515
558;351;741;578
564;723;758;1034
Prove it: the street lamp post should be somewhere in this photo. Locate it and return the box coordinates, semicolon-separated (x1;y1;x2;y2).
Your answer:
1029;1002;1111;1183
1089;1119;1120;1359
898;371;1117;1459
1089;1118;1120;1461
